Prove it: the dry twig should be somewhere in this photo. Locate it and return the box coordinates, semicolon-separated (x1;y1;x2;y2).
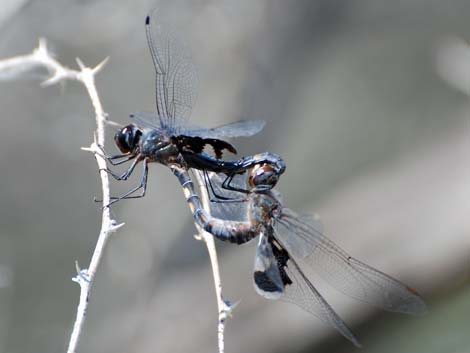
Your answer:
0;38;123;353
192;170;237;353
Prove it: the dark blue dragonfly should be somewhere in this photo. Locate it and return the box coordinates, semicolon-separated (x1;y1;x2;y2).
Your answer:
101;12;282;205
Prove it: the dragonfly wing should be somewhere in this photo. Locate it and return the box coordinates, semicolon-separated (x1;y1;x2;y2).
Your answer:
146;12;198;131
252;226;361;346
181;120;266;139
250;227;360;346
204;171;249;222
274;209;427;315
281;255;361;347
130;111;161;129
253;234;284;300
131;111;205;134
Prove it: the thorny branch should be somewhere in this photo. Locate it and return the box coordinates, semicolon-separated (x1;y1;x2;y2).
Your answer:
0;39;232;353
0;38;123;353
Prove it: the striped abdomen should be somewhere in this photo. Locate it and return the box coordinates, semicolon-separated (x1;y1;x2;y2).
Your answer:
171;165;259;244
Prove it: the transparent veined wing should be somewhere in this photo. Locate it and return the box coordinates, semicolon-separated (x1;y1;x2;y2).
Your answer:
129;111;160;130
251;231;360;345
131;111;265;140
204;171;250;222
146;12;198;131
180;120;266;139
281;254;361;347
274;208;427;315
130;111;203;132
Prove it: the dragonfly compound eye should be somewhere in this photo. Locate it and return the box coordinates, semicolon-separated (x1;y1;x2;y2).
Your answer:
114;125;142;154
249;164;279;190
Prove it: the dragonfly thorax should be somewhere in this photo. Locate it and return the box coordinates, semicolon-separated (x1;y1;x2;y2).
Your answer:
249;192;282;225
140;129;180;164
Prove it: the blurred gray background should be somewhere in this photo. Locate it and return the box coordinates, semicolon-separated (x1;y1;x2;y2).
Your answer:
0;0;468;353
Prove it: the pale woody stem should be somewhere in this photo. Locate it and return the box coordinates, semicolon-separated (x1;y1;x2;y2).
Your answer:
193;170;228;353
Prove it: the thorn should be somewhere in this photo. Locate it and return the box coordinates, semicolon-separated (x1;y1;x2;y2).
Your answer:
37;38;47;53
40;72;63;87
75;260;81;275
105;120;123;128
76;57;85;70
92;57;109;75
223;299;240;318
72;261;90;284
81;145;94;152
109;221;125;233
81;142;100;153
226;299;241;309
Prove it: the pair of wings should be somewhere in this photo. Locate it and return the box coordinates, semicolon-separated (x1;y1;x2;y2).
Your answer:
135;13;265;140
254;208;427;346
131;111;265;140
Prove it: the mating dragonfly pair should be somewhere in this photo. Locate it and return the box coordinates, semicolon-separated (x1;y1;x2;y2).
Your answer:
99;12;427;347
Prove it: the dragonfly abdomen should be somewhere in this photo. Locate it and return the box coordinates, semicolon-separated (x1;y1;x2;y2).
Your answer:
203;218;258;244
171;165;259;244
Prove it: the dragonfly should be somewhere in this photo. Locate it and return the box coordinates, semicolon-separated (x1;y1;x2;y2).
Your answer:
101;12;283;206
171;160;427;347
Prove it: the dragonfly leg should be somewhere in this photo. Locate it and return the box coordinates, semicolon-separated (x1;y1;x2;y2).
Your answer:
95;144;135;166
209;197;249;204
203;171;234;200
203;170;227;200
203;171;249;203
100;157;140;181
107;155;136;166
102;160;149;207
221;174;250;194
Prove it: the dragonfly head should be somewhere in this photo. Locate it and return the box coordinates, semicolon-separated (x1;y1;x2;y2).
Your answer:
248;163;281;191
114;124;142;154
